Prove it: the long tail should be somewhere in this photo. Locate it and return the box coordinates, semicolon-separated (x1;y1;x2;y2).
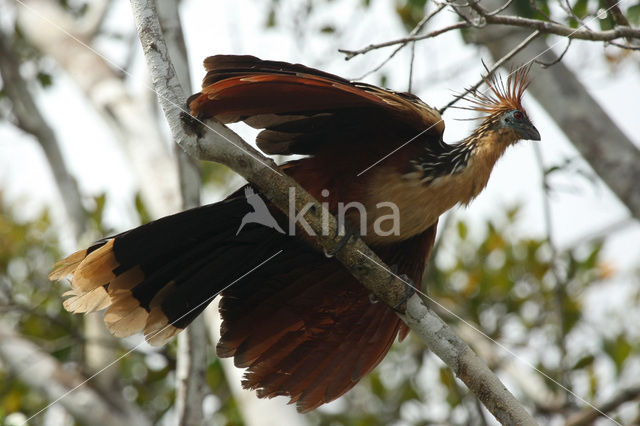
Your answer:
51;186;436;410
50;188;284;345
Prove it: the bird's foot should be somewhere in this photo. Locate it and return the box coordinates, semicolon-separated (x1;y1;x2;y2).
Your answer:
324;222;359;258
389;266;416;312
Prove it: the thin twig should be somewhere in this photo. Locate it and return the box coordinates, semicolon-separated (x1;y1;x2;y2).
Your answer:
482;11;638;42
565;384;640;426
531;0;558;23
408;41;416;92
339;22;467;59
558;0;587;29
438;30;540;114
348;0;639;62
465;0;640;222
351;3;447;78
463;0;639;45
487;0;515;16
607;40;640;50
536;38;572;67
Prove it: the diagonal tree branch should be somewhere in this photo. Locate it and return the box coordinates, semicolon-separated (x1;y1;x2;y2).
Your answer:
129;1;537;424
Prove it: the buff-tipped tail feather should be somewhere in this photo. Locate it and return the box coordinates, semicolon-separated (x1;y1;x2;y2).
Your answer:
49;239;181;346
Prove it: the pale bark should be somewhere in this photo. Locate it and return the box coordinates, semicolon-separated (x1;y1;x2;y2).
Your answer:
130;1;537;423
155;1;207;424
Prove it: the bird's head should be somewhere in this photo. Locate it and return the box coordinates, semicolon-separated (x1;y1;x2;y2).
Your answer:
497;109;541;142
465;65;540;144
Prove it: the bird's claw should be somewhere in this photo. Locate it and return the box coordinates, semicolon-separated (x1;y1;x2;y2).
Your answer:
324;222;359;258
391;273;416;312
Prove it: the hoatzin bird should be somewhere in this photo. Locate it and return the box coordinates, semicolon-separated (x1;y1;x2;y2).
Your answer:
50;55;540;412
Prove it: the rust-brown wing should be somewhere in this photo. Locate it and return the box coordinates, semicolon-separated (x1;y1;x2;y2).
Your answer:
217;222;438;412
188;55;444;155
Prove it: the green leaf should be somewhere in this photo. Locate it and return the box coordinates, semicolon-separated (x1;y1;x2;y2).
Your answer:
597;0;615;30
566;0;589;26
514;0;550;20
457;220;468;240
36;71;53;88
628;4;640;25
603;335;631;375
265;8;276;28
582;241;603;270
320;25;336;34
395;0;428;29
87;193;107;232
378;74;388;88
571;354;595;370
134;193;152;225
573;0;589;18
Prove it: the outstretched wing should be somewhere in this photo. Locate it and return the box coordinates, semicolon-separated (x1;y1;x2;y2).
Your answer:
218;222;438;412
188;55;444;155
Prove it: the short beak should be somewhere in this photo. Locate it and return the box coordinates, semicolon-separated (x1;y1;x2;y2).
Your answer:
522;123;541;141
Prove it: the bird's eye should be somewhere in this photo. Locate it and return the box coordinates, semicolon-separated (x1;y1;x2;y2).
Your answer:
513;111;524;120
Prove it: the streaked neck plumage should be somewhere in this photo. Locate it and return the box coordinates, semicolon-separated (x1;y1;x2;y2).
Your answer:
411;117;519;203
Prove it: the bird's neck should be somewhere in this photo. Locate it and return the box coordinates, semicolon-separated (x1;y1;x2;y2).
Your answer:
360;126;516;245
411;137;477;183
412;126;513;204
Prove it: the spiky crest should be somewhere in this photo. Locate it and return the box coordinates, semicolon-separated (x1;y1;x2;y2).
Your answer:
464;65;532;119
